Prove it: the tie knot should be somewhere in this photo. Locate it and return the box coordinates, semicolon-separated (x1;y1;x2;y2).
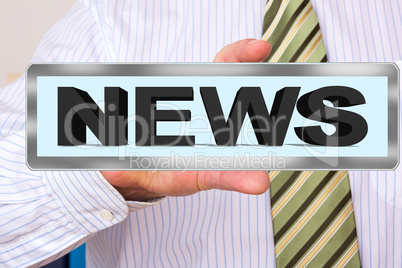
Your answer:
262;0;327;63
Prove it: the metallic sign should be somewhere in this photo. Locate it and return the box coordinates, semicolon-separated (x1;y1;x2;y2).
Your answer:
26;63;399;170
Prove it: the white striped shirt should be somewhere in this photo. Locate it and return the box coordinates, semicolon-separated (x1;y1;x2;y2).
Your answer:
0;0;401;267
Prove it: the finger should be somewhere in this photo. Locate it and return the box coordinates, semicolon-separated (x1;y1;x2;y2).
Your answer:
213;39;272;63
102;170;201;197
103;170;270;197
101;170;148;188
197;171;270;195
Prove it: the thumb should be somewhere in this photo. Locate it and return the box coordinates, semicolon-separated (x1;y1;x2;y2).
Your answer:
213;39;272;63
198;171;270;195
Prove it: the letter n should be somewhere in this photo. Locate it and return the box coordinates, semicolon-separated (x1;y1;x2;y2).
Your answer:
57;87;128;146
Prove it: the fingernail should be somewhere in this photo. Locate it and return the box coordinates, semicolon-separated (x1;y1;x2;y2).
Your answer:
248;39;263;46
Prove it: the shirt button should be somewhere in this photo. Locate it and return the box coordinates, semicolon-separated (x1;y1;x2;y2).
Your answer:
100;209;114;221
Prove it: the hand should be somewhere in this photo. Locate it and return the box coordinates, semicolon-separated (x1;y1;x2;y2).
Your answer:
102;39;272;201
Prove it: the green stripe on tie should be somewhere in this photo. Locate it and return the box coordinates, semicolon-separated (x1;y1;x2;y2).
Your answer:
263;1;361;267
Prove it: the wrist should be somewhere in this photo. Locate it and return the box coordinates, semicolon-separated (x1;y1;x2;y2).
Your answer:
112;185;163;201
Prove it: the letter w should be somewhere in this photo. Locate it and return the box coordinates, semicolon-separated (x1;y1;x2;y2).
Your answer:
200;87;300;146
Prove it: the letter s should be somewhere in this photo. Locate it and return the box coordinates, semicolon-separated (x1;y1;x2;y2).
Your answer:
294;86;368;146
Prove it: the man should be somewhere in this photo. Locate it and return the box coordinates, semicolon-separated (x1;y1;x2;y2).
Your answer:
0;0;401;267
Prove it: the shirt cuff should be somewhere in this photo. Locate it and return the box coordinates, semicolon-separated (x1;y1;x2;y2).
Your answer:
42;170;128;236
42;171;166;235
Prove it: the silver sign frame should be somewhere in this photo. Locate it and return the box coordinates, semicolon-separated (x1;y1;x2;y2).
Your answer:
26;63;399;170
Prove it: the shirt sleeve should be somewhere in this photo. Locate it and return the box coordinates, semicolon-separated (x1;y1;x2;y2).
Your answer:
0;1;163;267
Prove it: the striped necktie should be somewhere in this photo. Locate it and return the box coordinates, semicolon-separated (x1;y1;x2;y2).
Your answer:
262;1;361;267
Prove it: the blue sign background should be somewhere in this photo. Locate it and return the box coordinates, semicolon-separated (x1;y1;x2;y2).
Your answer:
37;76;388;157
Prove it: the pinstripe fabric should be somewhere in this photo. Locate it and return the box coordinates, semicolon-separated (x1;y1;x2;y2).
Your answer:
0;0;401;267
